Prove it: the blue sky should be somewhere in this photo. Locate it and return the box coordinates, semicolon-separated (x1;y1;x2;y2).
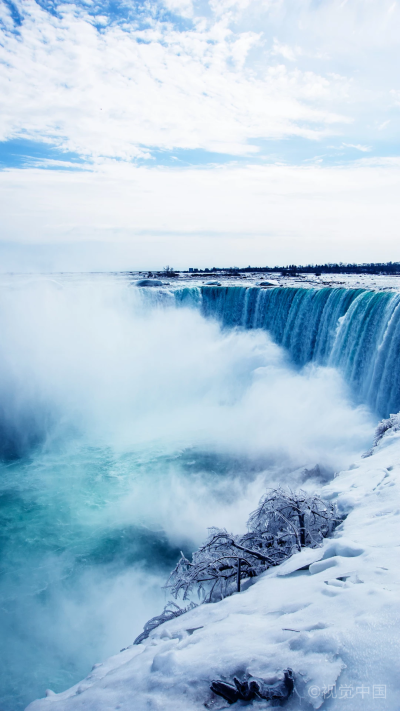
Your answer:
1;0;400;270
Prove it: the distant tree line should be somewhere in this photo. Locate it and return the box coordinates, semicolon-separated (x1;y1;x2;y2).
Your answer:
185;262;400;276
269;262;400;276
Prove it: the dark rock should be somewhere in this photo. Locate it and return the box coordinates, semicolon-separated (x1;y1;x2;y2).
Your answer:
210;668;294;705
135;279;163;287
210;680;240;704
256;668;294;703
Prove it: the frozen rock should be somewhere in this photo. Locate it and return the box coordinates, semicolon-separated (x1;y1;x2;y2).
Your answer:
135;279;164;287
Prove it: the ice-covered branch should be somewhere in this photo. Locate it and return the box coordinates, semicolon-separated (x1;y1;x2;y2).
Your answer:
165;488;340;604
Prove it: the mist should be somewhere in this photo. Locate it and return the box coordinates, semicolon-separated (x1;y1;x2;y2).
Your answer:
0;274;375;710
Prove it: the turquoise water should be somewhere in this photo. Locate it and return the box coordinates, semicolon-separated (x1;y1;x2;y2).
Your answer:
0;276;390;709
1;439;267;710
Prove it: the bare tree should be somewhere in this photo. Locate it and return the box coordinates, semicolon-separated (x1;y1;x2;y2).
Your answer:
165;488;340;604
363;412;400;457
247;488;339;550
134;601;197;645
165;528;276;603
134;489;340;646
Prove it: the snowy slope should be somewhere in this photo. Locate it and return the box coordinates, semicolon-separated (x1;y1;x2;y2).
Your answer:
26;428;400;711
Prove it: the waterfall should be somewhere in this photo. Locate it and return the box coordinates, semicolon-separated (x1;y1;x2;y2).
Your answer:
176;286;400;417
0;276;379;711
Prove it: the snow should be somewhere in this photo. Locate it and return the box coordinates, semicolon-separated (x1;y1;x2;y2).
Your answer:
164;272;400;292
26;427;400;711
2;270;400;295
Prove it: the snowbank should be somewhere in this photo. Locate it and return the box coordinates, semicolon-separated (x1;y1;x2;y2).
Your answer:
26;429;400;711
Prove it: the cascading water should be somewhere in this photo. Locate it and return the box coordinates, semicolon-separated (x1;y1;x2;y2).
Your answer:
0;275;395;711
176;286;400;417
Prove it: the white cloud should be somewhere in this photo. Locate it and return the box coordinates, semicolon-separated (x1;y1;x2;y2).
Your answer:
0;1;351;160
0;0;399;162
271;38;300;62
0;2;15;31
390;89;400;106
1;159;400;270
1;0;400;271
163;0;194;18
343;143;371;152
1;0;399;163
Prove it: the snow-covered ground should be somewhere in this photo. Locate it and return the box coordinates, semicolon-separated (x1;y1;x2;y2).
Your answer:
138;272;400;292
2;271;400;293
176;273;400;292
27;421;400;711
